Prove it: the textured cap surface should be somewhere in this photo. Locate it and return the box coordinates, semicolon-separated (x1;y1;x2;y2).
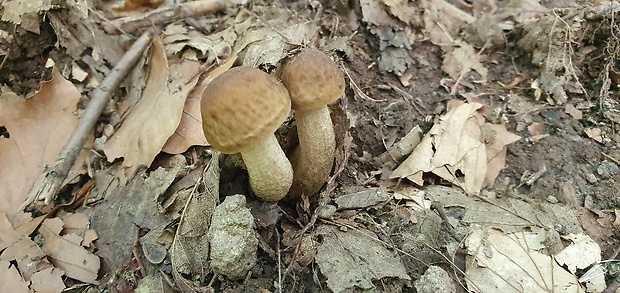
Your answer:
201;67;291;154
281;49;345;111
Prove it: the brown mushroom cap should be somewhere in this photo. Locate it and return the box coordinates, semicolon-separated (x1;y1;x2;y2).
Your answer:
280;49;345;111
201;67;291;154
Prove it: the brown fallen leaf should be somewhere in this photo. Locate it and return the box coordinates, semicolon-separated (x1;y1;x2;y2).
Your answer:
0;260;30;293
565;103;583;120
1;0;56;27
0;68;85;218
39;218;99;284
60;213;98;248
391;101;520;195
421;0;475;46
498;75;525;89
527;122;545;136
483;124;521;188
465;228;585;293
0;211;50;284
162;56;237;154
441;41;488;83
0;234;47;281
103;37;201;177
30;267;66;293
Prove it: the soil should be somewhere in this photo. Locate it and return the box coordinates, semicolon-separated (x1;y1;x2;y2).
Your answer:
2;0;620;292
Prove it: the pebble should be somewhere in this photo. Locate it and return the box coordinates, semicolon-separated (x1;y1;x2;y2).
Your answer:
597;161;620;179
317;204;337;219
547;196;559;204
414;266;456;293
585;173;598;184
208;194;258;280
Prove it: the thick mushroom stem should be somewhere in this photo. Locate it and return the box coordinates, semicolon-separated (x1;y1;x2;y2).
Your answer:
241;134;293;202
289;106;335;197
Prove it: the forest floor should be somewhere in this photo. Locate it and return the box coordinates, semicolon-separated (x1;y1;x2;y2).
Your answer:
1;0;619;292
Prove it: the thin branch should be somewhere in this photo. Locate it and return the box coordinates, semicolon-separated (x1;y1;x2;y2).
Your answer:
20;27;159;211
103;0;229;35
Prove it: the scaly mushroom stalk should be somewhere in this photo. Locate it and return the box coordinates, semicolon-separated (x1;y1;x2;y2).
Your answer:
241;134;294;202
290;107;336;196
280;49;345;197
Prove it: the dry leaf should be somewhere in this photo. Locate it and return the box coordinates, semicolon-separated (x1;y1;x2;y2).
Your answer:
0;261;30;293
565;103;583;119
315;225;410;293
555;233;601;274
382;0;419;25
390;133;434;185
421;0;475;46
0;68;84;217
162;57;237;154
500;0;549;23
1;0;56;25
442;42;488;82
103;38;201;178
30;267;66;293
527;122;545;136
465;228;584;293
392;102;519;195
584;128;603;143
171;154;219;284
360;0;403;27
483;124;521;188
0;212;48;283
163;25;235;62
431;102;484;168
39;218;99;284
392;186;431;210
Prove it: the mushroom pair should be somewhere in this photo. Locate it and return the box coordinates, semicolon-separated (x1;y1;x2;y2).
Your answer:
200;49;345;202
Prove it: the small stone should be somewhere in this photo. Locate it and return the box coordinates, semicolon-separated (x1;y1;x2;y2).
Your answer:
335;188;391;210
597;161;620;179
585;173;598;184
547;196;559;204
208;194;258;280
317;204;337;219
414;266;456;293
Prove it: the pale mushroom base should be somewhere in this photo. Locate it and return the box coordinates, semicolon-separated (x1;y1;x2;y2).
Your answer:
289;106;336;197
241;134;294;202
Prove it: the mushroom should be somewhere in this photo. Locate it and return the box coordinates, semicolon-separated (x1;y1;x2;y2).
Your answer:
280;49;345;197
201;67;293;202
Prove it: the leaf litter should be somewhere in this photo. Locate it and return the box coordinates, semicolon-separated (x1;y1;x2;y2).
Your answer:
102;38;201;178
391;100;520;195
1;0;619;292
0;68;88;218
0;210;98;292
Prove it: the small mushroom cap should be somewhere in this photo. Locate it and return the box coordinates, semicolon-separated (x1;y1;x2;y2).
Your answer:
280;49;345;111
201;67;291;154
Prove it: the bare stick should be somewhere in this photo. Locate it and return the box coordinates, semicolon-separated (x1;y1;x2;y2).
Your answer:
20;28;158;211
103;0;229;35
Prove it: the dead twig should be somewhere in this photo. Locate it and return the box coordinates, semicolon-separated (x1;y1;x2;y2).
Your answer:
516;164;547;189
430;201;460;241
602;152;620;165
387;82;426;117
20;28;159;211
341;62;386;103
103;0;229;35
132;224;147;278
